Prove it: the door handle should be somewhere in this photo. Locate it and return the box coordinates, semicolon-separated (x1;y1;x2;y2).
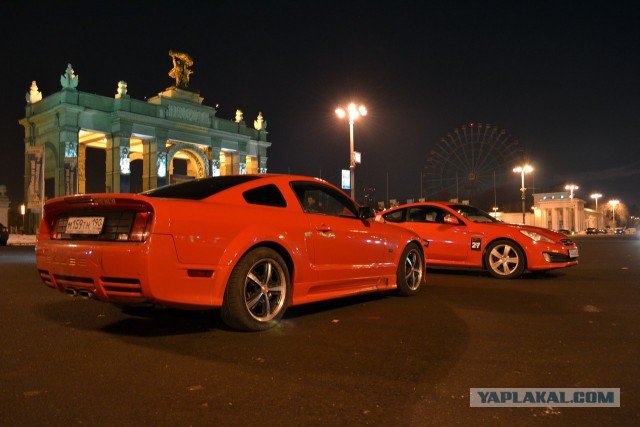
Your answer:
315;224;335;238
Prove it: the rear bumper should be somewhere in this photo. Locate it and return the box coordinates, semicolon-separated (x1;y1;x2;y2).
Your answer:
35;234;229;308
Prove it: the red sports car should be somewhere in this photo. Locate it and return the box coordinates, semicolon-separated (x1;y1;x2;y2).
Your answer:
35;175;426;331
376;202;578;279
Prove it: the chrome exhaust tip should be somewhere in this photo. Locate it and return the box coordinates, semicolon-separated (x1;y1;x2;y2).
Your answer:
64;287;78;297
77;289;95;299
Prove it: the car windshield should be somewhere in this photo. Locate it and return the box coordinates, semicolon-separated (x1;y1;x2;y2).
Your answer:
450;204;500;223
142;175;262;200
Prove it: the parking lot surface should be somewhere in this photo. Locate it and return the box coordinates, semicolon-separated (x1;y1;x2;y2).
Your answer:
1;235;638;425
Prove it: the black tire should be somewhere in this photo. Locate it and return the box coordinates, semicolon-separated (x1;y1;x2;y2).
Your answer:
484;240;526;279
221;247;290;331
396;243;424;296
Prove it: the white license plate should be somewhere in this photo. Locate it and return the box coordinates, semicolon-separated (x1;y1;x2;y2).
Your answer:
569;248;579;258
66;217;105;234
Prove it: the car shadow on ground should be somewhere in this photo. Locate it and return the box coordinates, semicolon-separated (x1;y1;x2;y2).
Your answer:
35;288;472;395
426;266;568;281
36;291;414;337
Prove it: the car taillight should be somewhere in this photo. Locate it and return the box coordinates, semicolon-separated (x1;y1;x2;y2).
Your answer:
50;218;61;239
129;212;152;242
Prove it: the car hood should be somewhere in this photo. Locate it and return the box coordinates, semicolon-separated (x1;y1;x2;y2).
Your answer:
482;222;571;243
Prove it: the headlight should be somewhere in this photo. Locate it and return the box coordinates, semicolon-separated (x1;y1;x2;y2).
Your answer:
520;230;555;243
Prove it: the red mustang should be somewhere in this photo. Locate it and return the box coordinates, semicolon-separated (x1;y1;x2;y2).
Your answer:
35;175;425;331
376;202;578;279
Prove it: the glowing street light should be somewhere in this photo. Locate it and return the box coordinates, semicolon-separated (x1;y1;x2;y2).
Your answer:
565;184;579;231
590;193;602;229
609;199;620;229
513;164;533;224
20;203;26;234
336;103;367;199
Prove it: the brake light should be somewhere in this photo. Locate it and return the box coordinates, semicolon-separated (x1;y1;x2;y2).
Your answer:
129;212;152;242
51;218;61;239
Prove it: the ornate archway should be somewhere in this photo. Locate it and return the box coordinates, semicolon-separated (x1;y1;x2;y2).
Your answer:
166;143;210;178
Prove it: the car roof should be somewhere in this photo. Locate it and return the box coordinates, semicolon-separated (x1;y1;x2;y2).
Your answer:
143;174;340;200
385;201;458;211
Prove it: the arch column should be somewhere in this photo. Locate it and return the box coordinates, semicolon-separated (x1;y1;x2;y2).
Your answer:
210;147;221;176
63;139;78;196
143;137;167;190
238;153;246;175
78;143;87;194
59;129;79;196
259;155;268;174
106;133;131;193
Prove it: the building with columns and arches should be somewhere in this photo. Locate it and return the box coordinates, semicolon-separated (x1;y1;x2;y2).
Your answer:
19;52;270;231
498;191;603;233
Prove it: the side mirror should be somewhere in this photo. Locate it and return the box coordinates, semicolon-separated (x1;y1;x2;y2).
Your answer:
358;206;376;220
444;214;460;225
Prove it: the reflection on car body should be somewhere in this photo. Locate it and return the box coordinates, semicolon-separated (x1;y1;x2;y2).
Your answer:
35;175;426;331
376;202;579;279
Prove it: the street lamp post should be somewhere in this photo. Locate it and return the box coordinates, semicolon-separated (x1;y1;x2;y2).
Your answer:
565;184;579;232
336;103;367;199
590;193;602;229
513;164;533;224
20;203;26;234
609;199;619;230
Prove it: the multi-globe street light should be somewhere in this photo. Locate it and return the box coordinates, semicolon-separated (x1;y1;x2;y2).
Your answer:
513;164;533;224
590;193;602;230
565;184;579;231
609;199;620;229
336;103;367;199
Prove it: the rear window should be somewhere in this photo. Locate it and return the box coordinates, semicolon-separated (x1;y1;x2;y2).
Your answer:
142;176;261;200
243;184;287;207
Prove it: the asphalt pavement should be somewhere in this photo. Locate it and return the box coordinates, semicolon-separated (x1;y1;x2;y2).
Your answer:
0;235;638;426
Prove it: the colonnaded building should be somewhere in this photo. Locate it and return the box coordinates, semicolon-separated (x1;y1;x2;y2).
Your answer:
19;52;270;228
498;191;603;233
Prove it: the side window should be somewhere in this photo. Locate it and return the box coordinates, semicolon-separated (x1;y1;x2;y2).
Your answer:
291;182;358;218
406;206;448;223
428;207;447;223
383;209;406;223
408;207;428;222
243;184;287;208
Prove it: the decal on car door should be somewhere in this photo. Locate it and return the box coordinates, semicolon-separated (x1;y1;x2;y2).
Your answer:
470;237;482;251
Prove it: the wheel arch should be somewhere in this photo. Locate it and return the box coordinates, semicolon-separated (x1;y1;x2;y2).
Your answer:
243;241;295;284
211;235;298;307
481;237;528;271
406;238;428;284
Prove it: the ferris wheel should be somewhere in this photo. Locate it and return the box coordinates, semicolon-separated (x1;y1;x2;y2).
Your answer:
422;123;523;203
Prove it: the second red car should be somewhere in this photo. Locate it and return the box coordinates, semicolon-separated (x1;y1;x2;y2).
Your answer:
376;202;578;279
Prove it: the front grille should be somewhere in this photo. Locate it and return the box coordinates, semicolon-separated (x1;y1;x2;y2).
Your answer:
546;252;573;263
55;211;136;241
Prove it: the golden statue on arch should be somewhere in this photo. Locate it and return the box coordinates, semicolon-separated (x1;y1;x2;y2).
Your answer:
168;50;194;89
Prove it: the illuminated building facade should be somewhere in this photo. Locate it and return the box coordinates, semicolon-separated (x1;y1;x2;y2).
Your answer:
19;60;270;226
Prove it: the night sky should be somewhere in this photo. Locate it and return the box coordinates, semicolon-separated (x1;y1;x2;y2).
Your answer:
1;1;639;213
